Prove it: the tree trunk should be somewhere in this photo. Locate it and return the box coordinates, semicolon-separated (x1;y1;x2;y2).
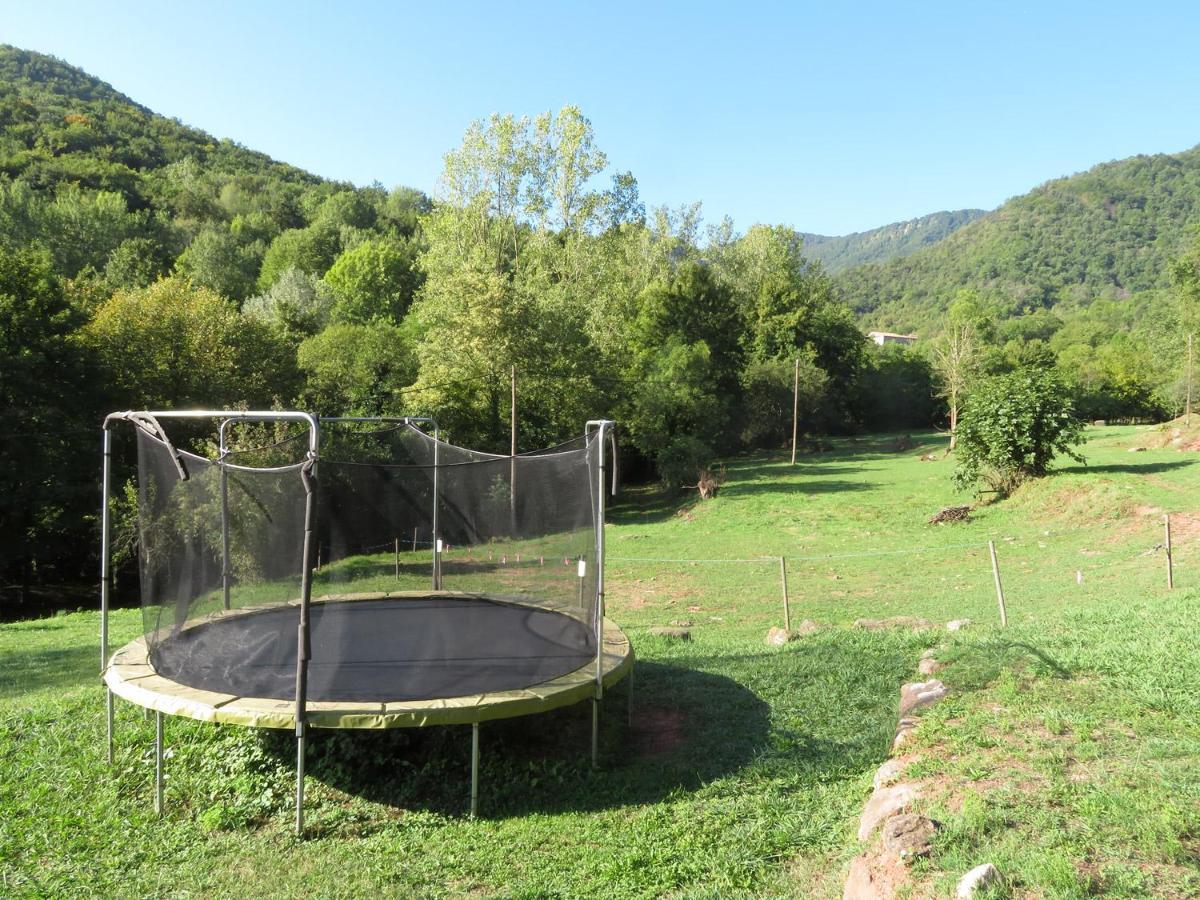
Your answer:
948;389;959;452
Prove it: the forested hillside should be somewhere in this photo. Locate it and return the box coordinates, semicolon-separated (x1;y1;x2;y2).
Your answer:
838;147;1200;331
800;208;985;273
3;45;1198;614
0;47;881;610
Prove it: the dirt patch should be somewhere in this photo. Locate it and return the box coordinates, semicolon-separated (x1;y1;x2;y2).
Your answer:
631;706;687;757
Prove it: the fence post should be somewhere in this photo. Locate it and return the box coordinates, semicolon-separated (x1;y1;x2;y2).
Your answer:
988;540;1008;627
395;537;400;581
412;526;418;553
780;556;791;631
1165;514;1174;590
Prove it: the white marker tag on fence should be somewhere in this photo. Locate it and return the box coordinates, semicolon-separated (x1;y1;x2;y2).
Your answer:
436;539;443;553
577;559;587;578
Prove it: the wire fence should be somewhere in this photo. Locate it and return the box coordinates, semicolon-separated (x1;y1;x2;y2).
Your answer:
604;513;1188;633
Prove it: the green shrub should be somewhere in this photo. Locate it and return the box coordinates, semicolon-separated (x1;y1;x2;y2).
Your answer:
954;369;1085;496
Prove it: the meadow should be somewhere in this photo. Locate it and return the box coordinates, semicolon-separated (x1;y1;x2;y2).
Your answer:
1;425;1197;897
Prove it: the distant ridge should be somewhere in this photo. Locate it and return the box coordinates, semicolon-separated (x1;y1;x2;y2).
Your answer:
800;209;987;274
834;146;1200;332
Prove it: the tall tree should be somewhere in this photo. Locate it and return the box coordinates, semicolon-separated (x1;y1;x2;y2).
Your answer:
932;291;989;450
1171;232;1200;422
0;246;99;601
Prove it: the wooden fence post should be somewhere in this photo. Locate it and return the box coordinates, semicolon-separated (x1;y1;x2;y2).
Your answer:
780;556;791;631
395;537;400;581
1165;514;1174;590
988;540;1008;627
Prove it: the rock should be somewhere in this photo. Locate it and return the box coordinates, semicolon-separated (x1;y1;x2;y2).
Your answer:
899;680;947;717
649;626;690;641
764;626;793;646
917;656;942;676
920;648;938;660
858;783;919;841
892;717;919;750
853;616;934;632
1128;446;1147;453
946;618;971;632
670;619;693;628
882;814;937;862
872;757;909;790
794;618;820;635
956;863;1001;898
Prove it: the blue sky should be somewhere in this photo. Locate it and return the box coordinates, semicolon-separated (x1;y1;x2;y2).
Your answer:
4;1;1199;234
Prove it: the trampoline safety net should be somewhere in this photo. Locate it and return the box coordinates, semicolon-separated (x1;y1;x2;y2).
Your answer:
134;419;605;706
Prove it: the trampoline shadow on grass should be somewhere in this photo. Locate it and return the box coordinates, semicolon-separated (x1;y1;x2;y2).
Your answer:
267;660;773;820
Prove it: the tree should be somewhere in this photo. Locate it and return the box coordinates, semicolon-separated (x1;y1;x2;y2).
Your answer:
324;237;421;324
622;262;744;483
412;106;614;449
953;369;1084;497
859;344;940;432
1171;232;1200;422
932;291;989;449
0;245;100;601
175;224;260;301
297;321;418;416
82;277;297;408
242;266;334;339
257;224;340;290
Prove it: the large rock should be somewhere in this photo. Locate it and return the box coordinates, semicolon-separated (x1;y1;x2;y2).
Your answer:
649;626;690;640
917;656;942;676
764;626;793;646
764;620;820;646
858;782;919;841
882;814;937;862
892;716;919;750
794;618;820;635
956;863;1001;897
899;680;947;717
872;757;909;790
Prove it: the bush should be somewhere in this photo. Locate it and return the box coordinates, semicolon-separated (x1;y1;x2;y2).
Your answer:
656;435;714;491
954;369;1085;496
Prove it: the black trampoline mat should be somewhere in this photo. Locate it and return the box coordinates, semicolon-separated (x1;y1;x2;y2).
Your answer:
150;596;597;703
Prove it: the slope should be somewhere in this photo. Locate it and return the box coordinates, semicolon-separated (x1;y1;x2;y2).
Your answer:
800;208;986;274
837;145;1200;333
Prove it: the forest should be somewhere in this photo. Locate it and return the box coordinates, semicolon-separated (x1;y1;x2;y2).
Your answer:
1;44;1198;610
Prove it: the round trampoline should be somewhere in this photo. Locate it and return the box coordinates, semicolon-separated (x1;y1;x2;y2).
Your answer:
106;591;631;729
99;411;628;832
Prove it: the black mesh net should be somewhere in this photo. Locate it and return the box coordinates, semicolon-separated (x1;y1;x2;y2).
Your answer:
132;418;604;706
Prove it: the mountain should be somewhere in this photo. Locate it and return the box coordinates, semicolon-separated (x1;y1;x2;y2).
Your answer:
800;208;986;274
0;45;323;205
836;147;1200;333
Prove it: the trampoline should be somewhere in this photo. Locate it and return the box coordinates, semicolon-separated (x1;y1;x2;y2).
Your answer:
99;411;629;834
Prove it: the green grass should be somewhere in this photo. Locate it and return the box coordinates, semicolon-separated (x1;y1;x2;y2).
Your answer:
1;425;1198;897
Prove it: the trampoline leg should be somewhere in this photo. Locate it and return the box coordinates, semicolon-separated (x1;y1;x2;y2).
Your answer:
295;728;306;838
106;689;114;764
470;723;480;818
154;711;164;816
591;698;600;768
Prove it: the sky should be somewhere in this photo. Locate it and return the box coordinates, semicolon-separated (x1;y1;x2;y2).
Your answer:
3;1;1200;235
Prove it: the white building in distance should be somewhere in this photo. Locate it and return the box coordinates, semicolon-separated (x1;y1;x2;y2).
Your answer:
868;331;918;347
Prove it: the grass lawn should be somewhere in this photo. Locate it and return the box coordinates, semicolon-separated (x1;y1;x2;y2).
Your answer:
1;425;1197;897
